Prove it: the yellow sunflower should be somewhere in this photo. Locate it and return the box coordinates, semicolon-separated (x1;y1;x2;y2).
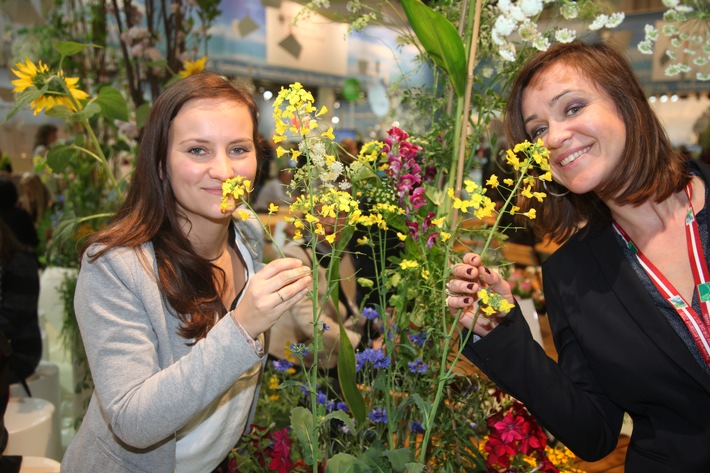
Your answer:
11;58;89;115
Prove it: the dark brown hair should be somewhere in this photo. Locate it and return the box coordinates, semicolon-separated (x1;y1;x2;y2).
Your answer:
506;41;688;242
86;72;259;341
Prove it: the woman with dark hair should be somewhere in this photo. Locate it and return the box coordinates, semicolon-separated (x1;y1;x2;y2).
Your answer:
447;42;710;472
60;72;312;472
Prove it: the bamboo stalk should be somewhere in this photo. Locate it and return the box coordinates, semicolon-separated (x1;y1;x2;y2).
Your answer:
451;0;484;228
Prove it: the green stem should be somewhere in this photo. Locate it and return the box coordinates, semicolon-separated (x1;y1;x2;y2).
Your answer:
479;159;531;258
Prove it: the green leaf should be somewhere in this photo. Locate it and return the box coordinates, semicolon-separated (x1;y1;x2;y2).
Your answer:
337;321;367;428
46;145;81;173
325;225;366;427
290;407;319;465
95;86;129;122
5;87;45;122
323;410;356;434
46;102;101;121
55;41;100;57
382;449;413;473
401;0;466;97
135;103;152;128
404;462;426;473
324;453;371;473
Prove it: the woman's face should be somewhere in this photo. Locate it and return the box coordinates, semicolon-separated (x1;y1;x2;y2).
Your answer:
521;63;626;195
166;97;257;227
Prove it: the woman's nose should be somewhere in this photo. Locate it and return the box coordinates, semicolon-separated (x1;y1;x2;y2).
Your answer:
211;152;234;180
544;121;572;150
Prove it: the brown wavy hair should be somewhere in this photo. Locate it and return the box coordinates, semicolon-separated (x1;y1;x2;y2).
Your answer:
506;41;688;243
85;72;260;341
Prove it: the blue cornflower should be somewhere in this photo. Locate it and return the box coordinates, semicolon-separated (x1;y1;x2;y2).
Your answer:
407;358;428;374
290;343;310;357
335;401;349;413
316;391;328;405
411;421;425;434
355;351;368;372
272;359;294;372
356;348;391;371
408;331;427;346
321;322;330;331
368;407;388;424
361;306;379;320
371;349;391;369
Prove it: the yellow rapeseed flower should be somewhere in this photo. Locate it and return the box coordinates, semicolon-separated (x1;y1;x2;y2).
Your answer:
399;260;419;270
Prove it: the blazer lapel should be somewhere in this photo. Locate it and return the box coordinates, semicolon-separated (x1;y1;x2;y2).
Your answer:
588;226;710;392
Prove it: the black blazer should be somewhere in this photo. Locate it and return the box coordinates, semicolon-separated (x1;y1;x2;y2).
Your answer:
464;162;710;473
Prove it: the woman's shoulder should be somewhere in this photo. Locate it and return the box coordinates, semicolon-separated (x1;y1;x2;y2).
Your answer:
82;242;156;274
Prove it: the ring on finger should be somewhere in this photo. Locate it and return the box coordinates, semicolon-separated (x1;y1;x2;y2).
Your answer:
277;290;285;303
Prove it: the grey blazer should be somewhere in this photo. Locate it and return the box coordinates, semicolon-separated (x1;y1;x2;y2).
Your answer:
61;219;267;473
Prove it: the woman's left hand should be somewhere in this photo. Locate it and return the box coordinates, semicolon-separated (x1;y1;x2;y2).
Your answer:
446;253;514;336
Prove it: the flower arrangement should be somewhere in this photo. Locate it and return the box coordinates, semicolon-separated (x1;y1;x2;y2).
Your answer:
220;82;579;472
507;269;546;314
638;0;710;81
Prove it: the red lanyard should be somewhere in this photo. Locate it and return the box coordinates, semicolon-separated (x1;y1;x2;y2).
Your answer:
612;182;710;366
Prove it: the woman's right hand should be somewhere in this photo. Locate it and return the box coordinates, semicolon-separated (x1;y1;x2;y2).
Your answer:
233;257;312;338
446;253;514;337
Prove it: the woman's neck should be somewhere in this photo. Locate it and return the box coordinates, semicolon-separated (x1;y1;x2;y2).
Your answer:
182;218;231;261
607;176;703;242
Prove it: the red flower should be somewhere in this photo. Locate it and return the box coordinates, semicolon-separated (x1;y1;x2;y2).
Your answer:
268;427;295;473
484;435;517;469
492;411;525;444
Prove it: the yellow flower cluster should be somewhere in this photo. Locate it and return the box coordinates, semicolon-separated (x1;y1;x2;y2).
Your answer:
220;175;252;213
477;288;515;316
272;82;331;145
286;188;359;243
447;179;497;219
11;58;89;115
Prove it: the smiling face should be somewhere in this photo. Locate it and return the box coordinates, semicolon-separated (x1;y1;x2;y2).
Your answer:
521;63;627;196
166;97;257;228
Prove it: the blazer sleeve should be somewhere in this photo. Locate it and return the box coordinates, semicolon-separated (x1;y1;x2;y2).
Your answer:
74;247;262;449
461;284;624;461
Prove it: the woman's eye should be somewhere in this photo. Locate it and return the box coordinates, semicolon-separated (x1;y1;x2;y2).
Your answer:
187;147;206;155
566;105;583;116
529;126;546;138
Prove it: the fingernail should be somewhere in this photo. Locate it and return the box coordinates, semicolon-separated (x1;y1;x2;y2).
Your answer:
483;267;491;275
467;283;474;290
466;268;473;276
463;298;471;304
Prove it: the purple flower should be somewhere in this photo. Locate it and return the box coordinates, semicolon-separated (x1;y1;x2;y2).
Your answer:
369;407;388;424
355;348;391;371
321;322;331;331
408;358;429;374
426;232;440;249
406;221;420;240
424;165;436;181
411;421;425;434
361;306;379;320
290;343;310;357
408;331;427;346
397;173;421;195
387;126;409;142
409;187;426;211
272;359;294;372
